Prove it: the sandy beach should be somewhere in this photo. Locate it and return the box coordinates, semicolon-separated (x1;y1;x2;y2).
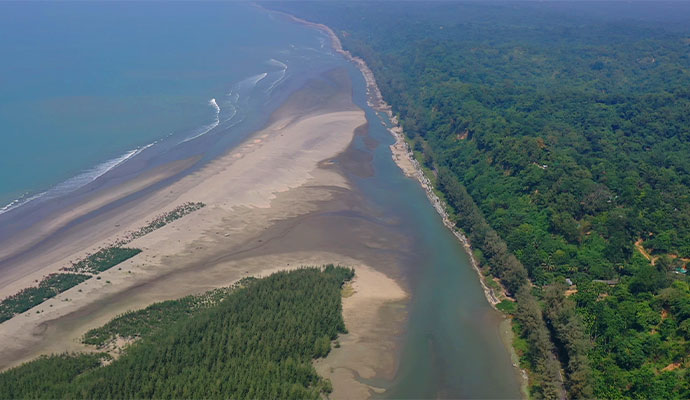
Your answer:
0;69;410;394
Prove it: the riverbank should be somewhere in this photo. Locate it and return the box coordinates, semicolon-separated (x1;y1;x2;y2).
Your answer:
383;93;532;400
275;9;530;396
274;6;507;309
1;7;528;396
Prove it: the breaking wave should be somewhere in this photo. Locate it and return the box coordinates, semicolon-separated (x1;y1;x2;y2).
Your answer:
179;98;221;143
0;142;154;216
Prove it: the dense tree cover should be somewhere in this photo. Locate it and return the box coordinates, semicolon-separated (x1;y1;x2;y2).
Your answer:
0;353;111;399
570;267;690;399
82;280;252;346
438;166;566;397
0;273;90;323
0;266;353;399
266;2;690;398
543;284;593;398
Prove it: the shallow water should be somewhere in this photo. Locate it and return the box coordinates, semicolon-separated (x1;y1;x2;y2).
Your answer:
0;3;521;398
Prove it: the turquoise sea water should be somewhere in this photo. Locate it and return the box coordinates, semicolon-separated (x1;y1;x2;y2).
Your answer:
0;2;335;210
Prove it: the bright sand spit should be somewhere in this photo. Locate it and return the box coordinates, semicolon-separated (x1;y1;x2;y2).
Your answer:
0;72;408;399
316;265;407;399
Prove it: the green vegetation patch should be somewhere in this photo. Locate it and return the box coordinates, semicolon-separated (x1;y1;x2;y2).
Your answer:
0;353;111;399
496;299;517;315
0;203;205;327
0;266;353;399
341;282;355;298
0;273;90;323
123;202;205;244
63;247;141;274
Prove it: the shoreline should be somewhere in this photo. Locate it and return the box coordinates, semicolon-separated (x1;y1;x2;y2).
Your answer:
273;9;530;395
0;156;200;295
0;65;417;396
358;47;533;400
272;7;504;308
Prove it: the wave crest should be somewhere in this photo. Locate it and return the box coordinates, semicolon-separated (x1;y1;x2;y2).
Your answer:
0;143;154;216
179;98;221;143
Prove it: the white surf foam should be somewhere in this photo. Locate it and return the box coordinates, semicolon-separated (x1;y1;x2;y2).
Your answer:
0;192;46;215
180;98;221;144
265;59;288;94
254;72;268;86
268;58;287;70
265;69;287;94
237;73;269;92
0;142;154;216
209;98;220;114
221;102;238;124
48;142;157;196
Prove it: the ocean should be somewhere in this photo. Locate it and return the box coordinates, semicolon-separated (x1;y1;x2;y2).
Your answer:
0;2;338;213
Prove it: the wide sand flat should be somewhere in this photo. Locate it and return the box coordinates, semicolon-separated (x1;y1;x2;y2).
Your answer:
0;108;356;357
0;109;360;298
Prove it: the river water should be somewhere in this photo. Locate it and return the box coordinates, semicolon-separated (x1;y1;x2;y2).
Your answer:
340;58;522;398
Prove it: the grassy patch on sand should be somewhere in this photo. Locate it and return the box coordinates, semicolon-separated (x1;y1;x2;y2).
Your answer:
0;203;206;325
63;247;142;274
496;299;518;315
0;273;91;323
